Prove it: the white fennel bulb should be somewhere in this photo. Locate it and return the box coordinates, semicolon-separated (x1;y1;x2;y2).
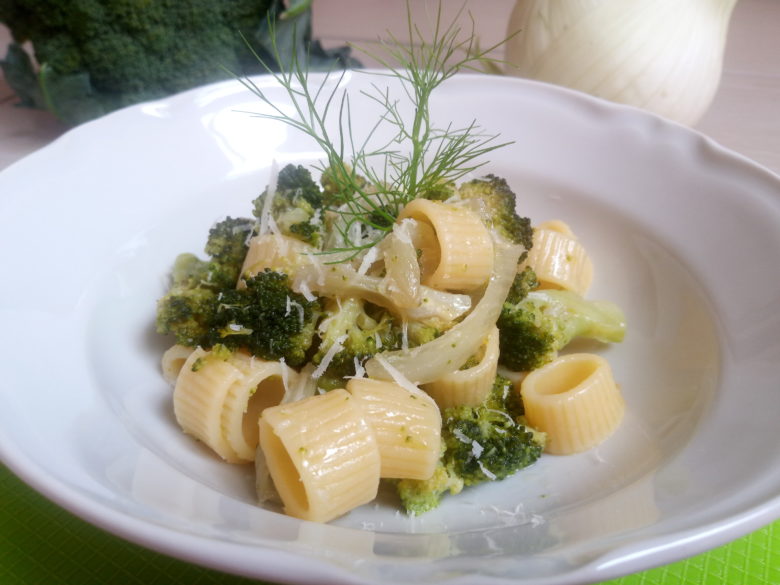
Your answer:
504;0;738;126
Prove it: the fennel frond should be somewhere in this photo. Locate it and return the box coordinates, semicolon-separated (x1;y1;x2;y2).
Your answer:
237;1;513;259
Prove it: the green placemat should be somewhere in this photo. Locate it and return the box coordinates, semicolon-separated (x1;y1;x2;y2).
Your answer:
1;464;777;585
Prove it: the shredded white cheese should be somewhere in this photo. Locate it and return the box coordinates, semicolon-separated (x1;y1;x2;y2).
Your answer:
371;354;422;395
452;429;471;444
311;334;348;379
258;160;279;237
478;460;497;480
486;408;516;427
357;245;380;276
296;280;317;302
289;299;305;327
351;356;366;379
278;357;289;394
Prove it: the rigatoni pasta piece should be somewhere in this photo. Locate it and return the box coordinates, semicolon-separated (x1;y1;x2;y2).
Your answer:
173;347;244;462
161;344;195;385
519;353;624;455
259;389;381;523
347;378;441;480
398;199;493;291
173;348;292;463
536;219;574;237
220;352;291;461
423;326;500;409
524;220;593;296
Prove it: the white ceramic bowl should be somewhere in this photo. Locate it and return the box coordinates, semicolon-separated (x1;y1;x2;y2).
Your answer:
0;72;778;585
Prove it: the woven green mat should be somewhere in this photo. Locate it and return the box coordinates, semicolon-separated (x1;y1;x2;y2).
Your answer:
1;464;777;585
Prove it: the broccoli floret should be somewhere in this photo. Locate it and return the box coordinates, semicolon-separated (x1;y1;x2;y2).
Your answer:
396;375;543;514
442;376;543;486
420;180;456;201
497;289;626;372
319;164;368;208
156;217;253;345
506;266;540;305
253;164;325;247
455;175;534;255
275;163;324;208
207;269;322;367
0;1;359;125
395;460;465;516
203;216;255;288
155;278;219;347
311;296;447;390
312;297;401;390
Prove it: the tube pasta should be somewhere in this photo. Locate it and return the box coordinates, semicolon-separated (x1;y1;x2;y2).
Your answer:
524;220;593;296
519;353;624;455
398;199;494;292
347;378;441;480
220;352;289;461
173;348;293;463
173;348;244;461
161;344;195;385
258;389;381;523
424;326;500;409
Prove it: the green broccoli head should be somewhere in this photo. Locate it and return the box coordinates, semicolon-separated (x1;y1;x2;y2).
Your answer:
505;266;540;305
319;164;368;208
420;180;456;202
395;375;544;514
275;163;323;207
395;461;464;516
455;174;534;255
312;297;401;390
0;1;359;125
155;217;252;345
203;216;254;288
497;289;627;372
208;269;322;367
155;285;219;347
253;164;325;247
441;376;543;486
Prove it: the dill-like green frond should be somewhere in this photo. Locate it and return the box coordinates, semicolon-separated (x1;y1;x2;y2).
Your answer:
236;1;513;259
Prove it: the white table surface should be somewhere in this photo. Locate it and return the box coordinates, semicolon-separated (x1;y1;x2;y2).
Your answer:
1;0;779;176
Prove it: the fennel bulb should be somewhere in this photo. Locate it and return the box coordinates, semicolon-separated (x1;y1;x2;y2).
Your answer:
504;0;739;126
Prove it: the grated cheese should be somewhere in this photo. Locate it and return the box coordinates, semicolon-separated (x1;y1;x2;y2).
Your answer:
258;160;279;236
478;460;497;480
357;245;379;276
311;334;348;379
278;357;289;394
371;354;422;396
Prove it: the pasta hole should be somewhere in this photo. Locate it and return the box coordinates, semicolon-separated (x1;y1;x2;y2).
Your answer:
533;358;599;397
244;376;286;449
258;419;310;514
410;220;440;283
169;358;187;377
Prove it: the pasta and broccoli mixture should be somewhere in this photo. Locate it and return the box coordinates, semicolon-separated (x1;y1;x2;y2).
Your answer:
155;7;626;523
156;164;626;522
